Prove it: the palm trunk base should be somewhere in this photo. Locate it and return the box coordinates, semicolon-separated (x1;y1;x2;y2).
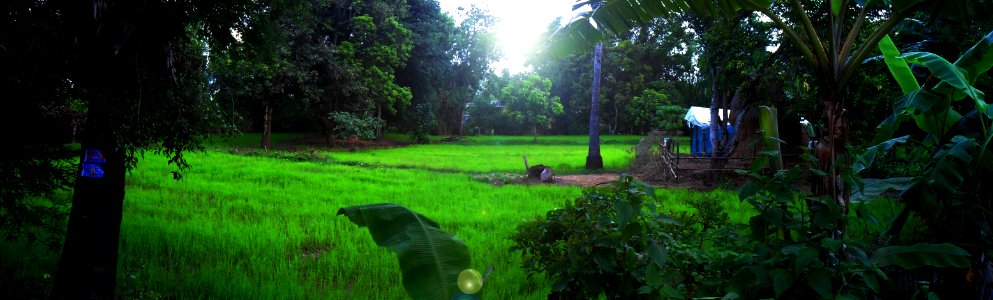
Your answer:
585;155;603;170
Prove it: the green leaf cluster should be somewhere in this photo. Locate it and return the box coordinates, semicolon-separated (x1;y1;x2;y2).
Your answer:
500;74;564;140
327;111;385;141
737;156;970;299
511;175;751;299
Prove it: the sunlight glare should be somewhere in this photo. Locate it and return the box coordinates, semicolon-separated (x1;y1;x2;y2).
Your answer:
440;0;577;74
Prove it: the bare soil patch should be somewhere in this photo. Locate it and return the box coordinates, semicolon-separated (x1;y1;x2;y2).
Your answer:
553;169;743;190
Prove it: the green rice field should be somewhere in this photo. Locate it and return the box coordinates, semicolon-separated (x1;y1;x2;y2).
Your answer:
328;135;645;174
3;134;746;299
327;135;691;174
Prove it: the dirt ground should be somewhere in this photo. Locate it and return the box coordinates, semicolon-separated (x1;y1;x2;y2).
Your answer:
553;168;744;190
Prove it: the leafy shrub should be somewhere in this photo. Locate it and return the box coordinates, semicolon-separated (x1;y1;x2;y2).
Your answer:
513;165;973;299
511;175;750;299
655;105;688;135
408;103;436;144
328;111;384;140
737;152;972;299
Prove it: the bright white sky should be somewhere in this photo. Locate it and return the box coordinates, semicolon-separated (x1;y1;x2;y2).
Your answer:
438;0;580;74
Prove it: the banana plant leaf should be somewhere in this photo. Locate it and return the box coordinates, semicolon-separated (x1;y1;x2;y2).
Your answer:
852;135;909;174
869;243;970;269
339;203;470;300
878;35;919;94
850;177;912;203
901;52;986;108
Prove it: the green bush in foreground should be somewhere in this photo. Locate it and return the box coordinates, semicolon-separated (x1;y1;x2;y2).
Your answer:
513;168;973;299
512;175;751;299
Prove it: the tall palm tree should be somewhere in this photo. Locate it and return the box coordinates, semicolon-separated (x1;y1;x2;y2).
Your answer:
586;0;605;170
587;42;604;169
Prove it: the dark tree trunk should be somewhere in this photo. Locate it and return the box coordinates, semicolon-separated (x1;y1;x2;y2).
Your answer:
53;142;126;300
262;102;274;150
824;100;849;232
709;65;722;182
322;117;333;147
457;103;467;137
586;42;604;170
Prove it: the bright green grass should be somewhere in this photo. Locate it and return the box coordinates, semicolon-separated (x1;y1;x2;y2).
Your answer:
326;135;644;175
2;133;748;299
116;151;583;299
110;149;750;299
381;133;645;145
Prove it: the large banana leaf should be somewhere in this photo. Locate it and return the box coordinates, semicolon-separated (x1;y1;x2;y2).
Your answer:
878;35;919;94
869;243;970;269
852;135;908;174
338;203;470;300
901;52;986;105
929;136;978;192
954;30;993;83
850;177;913;203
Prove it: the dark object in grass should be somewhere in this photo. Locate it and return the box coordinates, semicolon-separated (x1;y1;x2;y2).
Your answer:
526;165;554;183
440;135;473;143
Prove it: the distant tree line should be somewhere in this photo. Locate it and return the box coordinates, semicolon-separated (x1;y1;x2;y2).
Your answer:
211;0;500;148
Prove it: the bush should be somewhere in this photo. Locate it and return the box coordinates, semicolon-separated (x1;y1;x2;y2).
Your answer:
408;103;435;144
512;162;973;299
511;175;750;299
328;111;384;141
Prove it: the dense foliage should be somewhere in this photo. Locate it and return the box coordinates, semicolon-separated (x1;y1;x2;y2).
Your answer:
512;175;748;299
501;74;564;140
513;166;974;298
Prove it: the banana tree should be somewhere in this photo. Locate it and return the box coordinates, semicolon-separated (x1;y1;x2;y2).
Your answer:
853;30;993;298
551;0;984;232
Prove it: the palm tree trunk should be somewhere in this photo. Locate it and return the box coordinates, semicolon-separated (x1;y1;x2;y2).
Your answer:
586;42;604;170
